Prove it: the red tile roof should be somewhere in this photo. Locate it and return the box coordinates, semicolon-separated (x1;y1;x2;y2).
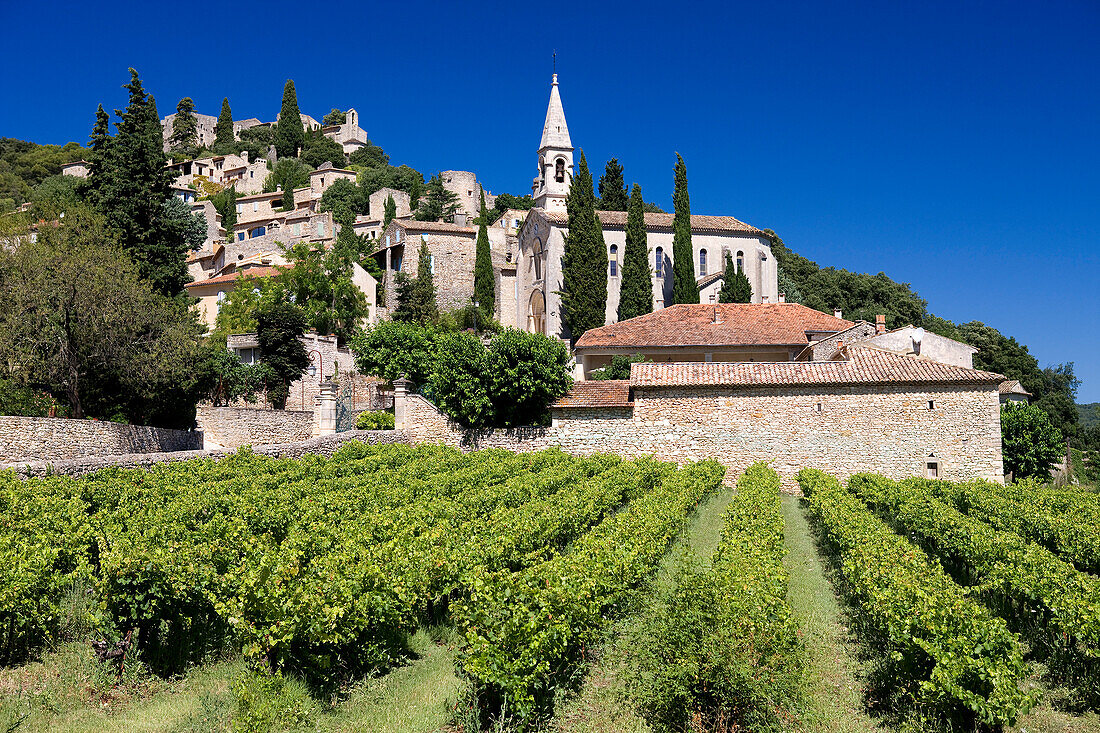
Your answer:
396;220;476;234
629;345;1004;388
575;303;854;350
552;380;633;408
541;209;767;236
999;379;1032;396
185;265;282;289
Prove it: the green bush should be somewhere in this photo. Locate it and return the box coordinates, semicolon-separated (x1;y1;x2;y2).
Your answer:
1002;402;1064;480
355;410;394;430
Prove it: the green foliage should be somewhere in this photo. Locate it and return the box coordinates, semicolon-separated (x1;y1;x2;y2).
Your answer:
255;299;309;409
162;196;207;252
354;409;395;430
776;265;803;304
415;172;460;222
429;332;492;428
484;329;572;427
597;158;629;211
630;463;805;732
0;378;68;417
718;251;753;303
797;469;1037;728
382;193;396;229
169;97;199;159
31;174;82;212
481;192;535;225
350;320;437;385
0;206;205;427
301;129;346;169
237;125;273;162
263;157;309;210
318;177;364;221
349;140;389;168
197;347;265;406
560;151;608;345
232;670;318;733
210;271;274;342
617;183;652;322
210;185;237;233
274;80;305;159
588;353;649;380
278;229;370;344
322;108;346;126
392;240;438;325
473;187;495;318
670;154;697;305
1002;402;1065;480
213;97;235;155
358;163;423;200
0;137;89;209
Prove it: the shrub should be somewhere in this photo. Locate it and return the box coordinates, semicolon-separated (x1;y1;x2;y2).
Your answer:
355;410;394;430
1002;402;1064;480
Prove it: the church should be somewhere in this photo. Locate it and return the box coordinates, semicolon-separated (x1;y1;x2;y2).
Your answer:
515;74;779;338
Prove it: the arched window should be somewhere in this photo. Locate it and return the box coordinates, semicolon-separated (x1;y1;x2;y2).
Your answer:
554;158;565;183
699;249;707;276
655;247;663;278
609;244;618;277
736;250;744;273
528;290;546;335
531;238;544;280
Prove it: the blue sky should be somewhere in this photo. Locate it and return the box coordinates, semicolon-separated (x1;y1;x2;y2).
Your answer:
3;0;1097;400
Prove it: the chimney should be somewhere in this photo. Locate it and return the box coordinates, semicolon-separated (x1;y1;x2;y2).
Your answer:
778;292;786;303
762;295;769;303
834;308;843;319
875;314;886;334
454;212;467;227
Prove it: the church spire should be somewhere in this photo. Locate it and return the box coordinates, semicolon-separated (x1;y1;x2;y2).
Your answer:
540;73;572;151
533;73;574;212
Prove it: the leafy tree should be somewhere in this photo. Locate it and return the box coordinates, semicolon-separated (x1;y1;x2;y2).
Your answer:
301;129;346;169
278;234;369;344
237;125;273;162
210;185;238;233
255;298;309;409
198;346;264;406
161;196;208;253
1002;402;1064;481
482;192;535;225
406;176;422;209
617;183;652;321
350;321;437;386
263;157;310;210
349;140;390;168
776;266;803;304
560;151;608;345
170;97;199;158
274;80;305;159
322;109;346;126
382;194;397;229
0;206;205;427
719;252;753;303
415;172;460;222
392;240;438;324
485;330;572;427
598;158;628;211
429;331;492;428
670;154;697;305
0;137;90;209
589;353;649;380
474;187;495;318
318;178;364;221
94;69;190;296
31;174;82;212
210;271;275;343
213;97;236;154
0;378;68;417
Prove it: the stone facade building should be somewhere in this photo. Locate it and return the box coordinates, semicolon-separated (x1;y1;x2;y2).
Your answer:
441;170;496;220
322;108;369;154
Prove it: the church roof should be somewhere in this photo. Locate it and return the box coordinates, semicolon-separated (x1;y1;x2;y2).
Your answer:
630;344;1005;388
540;209;767;236
539;74;572;151
575;303;854;350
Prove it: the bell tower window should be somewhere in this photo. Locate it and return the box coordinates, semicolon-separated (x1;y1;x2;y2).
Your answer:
554;158;565;183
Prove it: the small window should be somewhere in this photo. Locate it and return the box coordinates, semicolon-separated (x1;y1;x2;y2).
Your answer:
655;247;664;278
236;203;242;214
815;402;823;413
253;202;258;212
609;244;618;277
928;400;935;410
429;254;435;274
926;461;940;479
249;170;254;178
555;158;565;183
237;232;245;241
316;220;325;237
699;248;707;276
736;250;744;273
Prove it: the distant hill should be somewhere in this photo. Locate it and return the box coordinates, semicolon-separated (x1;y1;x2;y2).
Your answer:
0;138;89;212
1080;403;1100;430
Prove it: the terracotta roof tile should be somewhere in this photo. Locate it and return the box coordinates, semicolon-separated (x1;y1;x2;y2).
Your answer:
575;303;854;350
552;380;632;408
541;209;767;236
396;220;476;234
185;265;282;289
629;345;1004;388
999;379;1032;396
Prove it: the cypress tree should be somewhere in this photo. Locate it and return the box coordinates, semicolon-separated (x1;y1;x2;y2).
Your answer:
393;240;438;325
598;158;628;211
560;151;608;345
670;153;698;305
473;186;495;318
213;97;235;154
617;183;652;321
719;251;753;303
170;97;198;157
274;80;305;159
86;104;112;207
382;194;396;229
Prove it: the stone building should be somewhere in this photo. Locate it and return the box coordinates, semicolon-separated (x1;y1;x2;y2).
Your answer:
322;108;369;154
159;110;262;152
514;75;778;339
185;263;283;330
167;153;269;195
999;380;1031;404
440;170;496;220
61;160;90;178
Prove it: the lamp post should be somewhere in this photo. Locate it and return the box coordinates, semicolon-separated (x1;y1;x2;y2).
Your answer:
308;349;323;381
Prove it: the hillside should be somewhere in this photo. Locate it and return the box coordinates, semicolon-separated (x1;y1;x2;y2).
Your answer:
0;137;88;211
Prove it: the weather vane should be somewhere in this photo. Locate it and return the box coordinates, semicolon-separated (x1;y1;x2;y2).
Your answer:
553;50;557;74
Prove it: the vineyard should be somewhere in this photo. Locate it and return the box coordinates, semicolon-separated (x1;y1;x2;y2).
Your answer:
1;445;1099;732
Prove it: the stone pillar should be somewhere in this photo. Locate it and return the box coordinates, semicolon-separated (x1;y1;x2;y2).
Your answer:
393;377;412;431
314;381;338;437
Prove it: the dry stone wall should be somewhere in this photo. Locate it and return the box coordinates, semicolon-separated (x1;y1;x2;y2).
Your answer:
0;416;201;463
196;406;314;449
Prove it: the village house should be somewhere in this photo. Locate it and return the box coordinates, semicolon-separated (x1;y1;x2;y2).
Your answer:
61;160;91;178
167;153;269;196
321;108;369;154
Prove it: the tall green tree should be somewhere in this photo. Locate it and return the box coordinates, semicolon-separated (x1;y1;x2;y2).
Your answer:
718;252;753;303
274;80;305;159
169;97;198;158
1001;402;1065;480
322;108;346;125
279;222;369;344
255;298;309;409
617;183;652;321
210;185;237;234
301;129;346;169
85;104;112;207
560;151;608;345
96;69;190;296
670;154;697;305
474;187;495;317
392;240;438;324
382;194;397;229
213;97;235;154
415;172;460;222
598;158;628;211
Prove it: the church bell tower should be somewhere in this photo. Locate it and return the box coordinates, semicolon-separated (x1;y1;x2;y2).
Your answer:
532;74;573;212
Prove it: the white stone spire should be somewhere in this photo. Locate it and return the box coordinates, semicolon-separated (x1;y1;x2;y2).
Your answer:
533;74;574;212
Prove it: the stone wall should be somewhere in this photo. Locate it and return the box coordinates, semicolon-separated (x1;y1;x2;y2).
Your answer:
196;406;314;449
3;430;407;479
0;416;201;463
399;384;1003;490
